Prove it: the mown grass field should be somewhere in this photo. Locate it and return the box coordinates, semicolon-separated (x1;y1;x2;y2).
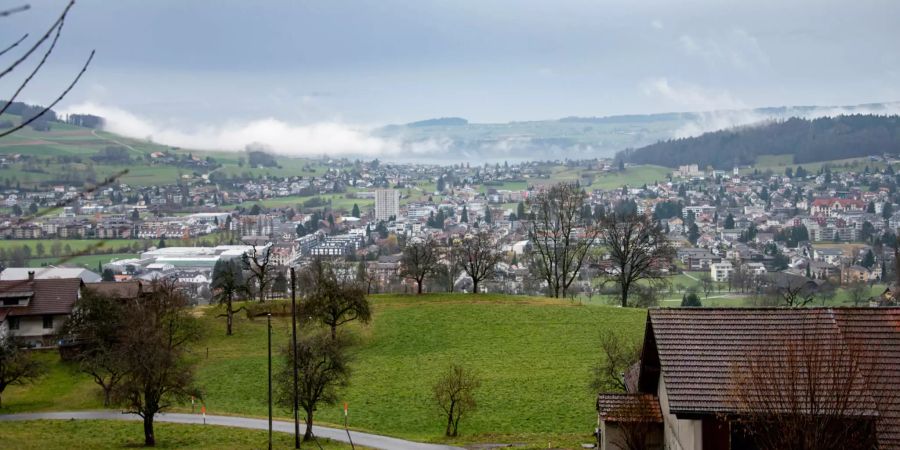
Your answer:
589;165;670;189
27;253;139;271
0;420;361;449
0;238;148;254
2;293;647;448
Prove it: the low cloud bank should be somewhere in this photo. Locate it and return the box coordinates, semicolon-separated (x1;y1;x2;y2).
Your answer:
673;103;900;139
61;100;900;160
61;102;399;157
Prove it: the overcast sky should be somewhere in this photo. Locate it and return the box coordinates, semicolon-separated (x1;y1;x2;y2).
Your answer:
3;0;899;140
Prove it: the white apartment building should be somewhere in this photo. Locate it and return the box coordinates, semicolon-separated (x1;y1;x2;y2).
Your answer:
375;189;400;221
710;261;733;282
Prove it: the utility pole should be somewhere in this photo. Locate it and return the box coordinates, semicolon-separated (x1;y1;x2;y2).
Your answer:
290;267;300;449
267;312;273;450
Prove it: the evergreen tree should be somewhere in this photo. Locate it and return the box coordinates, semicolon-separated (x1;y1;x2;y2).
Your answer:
688;223;700;244
517;202;526;220
351;203;361;218
461;205;469;223
724;213;735;229
861;249;875;269
681;293;702;307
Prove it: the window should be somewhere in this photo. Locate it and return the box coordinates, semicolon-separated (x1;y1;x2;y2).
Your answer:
43;315;54;329
2;299;17;306
8;317;19;330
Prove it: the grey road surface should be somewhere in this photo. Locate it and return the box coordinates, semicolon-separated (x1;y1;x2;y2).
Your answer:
0;410;464;450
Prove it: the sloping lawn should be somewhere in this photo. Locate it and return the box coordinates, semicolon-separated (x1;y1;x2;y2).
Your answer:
3;294;647;447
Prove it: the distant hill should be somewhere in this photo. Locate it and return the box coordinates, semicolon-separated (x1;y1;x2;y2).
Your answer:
618;115;900;169
374;102;900;162
405;117;468;127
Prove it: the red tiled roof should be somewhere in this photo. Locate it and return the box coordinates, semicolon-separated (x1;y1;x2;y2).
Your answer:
0;278;82;317
597;393;663;423
811;198;865;207
643;307;900;448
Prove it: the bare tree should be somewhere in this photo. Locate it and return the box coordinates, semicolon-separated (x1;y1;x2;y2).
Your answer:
400;236;440;294
699;273;715;298
433;363;481;437
61;288;126;406
0;337;45;409
599;213;674;307
243;243;276;303
211;258;247;336
454;231;502;294
526;182;599;298
113;281;202;447
764;275;816;307
276;330;350;441
589;329;641;392
438;247;464;293
299;259;371;340
845;280;869;306
727;323;889;450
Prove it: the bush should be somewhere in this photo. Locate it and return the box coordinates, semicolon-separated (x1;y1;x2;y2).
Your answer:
681;293;702;307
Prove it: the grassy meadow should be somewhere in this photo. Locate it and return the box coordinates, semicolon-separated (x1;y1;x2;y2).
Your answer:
2;293;646;448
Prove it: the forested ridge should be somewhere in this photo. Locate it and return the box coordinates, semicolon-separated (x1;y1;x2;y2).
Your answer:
618;115;900;168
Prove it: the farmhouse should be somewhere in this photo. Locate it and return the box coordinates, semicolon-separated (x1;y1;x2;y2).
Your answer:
596;308;900;450
0;275;83;347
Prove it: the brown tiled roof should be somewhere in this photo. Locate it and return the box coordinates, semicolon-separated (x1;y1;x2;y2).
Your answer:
597;393;662;423
833;308;900;449
0;278;82;317
644;307;900;448
84;281;144;299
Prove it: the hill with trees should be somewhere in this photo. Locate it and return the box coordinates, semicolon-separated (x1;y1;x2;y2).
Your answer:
618;114;900;169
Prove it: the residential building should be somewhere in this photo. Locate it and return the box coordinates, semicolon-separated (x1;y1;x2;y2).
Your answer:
710;261;733;282
0;276;83;347
375;188;400;221
596;308;900;450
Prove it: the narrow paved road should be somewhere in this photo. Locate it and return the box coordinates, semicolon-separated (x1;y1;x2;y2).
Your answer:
0;411;464;450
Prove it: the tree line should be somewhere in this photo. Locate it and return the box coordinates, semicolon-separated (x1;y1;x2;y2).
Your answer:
619;115;900;169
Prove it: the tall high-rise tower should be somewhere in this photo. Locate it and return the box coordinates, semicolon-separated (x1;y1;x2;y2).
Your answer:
375;188;400;221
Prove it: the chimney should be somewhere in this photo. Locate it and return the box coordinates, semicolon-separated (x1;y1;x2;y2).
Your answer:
27;270;35;281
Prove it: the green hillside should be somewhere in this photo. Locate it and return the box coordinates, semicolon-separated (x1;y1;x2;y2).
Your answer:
2;293;646;447
0;113;327;189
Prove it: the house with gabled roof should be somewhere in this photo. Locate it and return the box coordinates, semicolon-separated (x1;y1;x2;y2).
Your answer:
0;274;83;347
596;308;900;450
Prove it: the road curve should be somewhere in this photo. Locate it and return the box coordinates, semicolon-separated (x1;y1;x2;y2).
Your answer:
0;410;464;450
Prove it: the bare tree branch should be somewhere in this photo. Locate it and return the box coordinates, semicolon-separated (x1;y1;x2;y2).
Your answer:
0;33;29;58
0;1;72;80
0;12;66;117
0;4;29;18
0;48;94;139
